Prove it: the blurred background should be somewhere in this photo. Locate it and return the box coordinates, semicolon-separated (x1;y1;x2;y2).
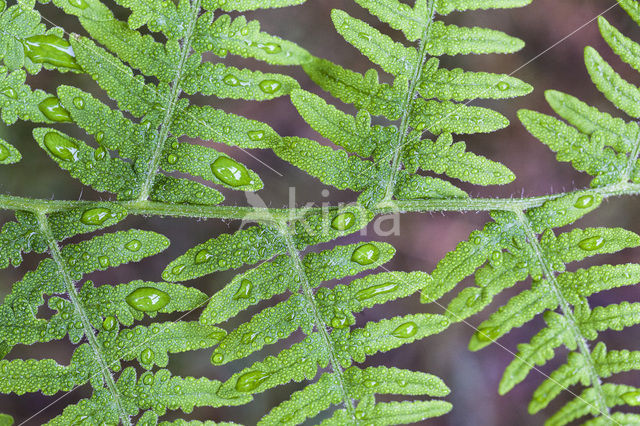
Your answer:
1;0;640;424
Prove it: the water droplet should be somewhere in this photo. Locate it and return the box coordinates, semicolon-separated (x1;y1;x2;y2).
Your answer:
126;287;170;312
102;316;116;330
574;195;594;209
622;391;640;406
22;34;82;69
260;42;281;54
355;282;398;301
0;144;9;161
95;131;104;143
331;315;350;329
211;157;251;187
125;239;142;251
44;132;78;161
194;249;212;264
223;74;240;86
80;208;114;225
1;87;17;99
331;212;356;231
358;32;371;40
258;79;281;94
211;353;224;364
94;146;108;161
351;243;380;265
171;264;185;275
364;379;377;387
167;154;178;164
143;373;154;385
391;321;418;338
497;81;510;91
247;130;265;141
140;348;154;364
235;370;270;392
72;97;84;109
578;236;605;251
233;279;252;299
98;256;109;268
476;326;500;342
38;97;72;122
69;0;87;8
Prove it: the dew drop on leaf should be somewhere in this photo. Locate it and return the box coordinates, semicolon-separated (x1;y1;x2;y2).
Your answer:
247;130;265;141
258;79;281;94
233;279;252;299
621;391;640;406
125;239;142;251
102;316;116;331
194;249;212;264
72;97;84;109
98;256;109;268
140;348;154;364
80;208;114;225
235;370;270;392
22;34;82;69
171;264;186;275
497;81;510;91
351;243;380;265
476;326;500;342
574;194;594;209
223;74;240;86
0;144;8;161
44;132;78;161
578;235;605;251
211;157;251;187
0;87;17;99
331;212;355;231
355;282;398;301
94;146;108;161
167;154;178;164
391;321;418;338
38;97;72;122
211;353;224;364
68;0;87;9
126;287;170;312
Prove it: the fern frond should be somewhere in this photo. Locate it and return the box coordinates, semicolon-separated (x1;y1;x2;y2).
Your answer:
432;190;640;424
291;0;531;207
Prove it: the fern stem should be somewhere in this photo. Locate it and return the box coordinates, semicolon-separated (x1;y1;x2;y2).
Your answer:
3;182;640;219
36;212;131;426
381;0;438;202
514;209;611;418
136;0;203;201
277;222;357;419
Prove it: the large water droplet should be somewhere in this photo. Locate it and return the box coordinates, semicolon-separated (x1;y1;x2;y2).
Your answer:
211;353;224;364
247;130;265;141
578;235;605;251
22;35;82;69
140;348;154;364
476;326;500;342
331;212;356;231
223;74;240;86
72;97;84;109
621;391;640;406
355;282;398;301
68;0;88;8
351;243;380;265
44;132;78;161
391;321;418;338
171;264;185;275
1;87;17;99
574;195;594;209
38;97;72;122
497;81;510;91
102;315;116;330
211;157;251;187
258;79;281;94
259;42;281;54
233;279;252;299
126;287;170;312
94;146;108;161
98;256;109;268
167;154;178;164
235;370;270;392
331;314;351;329
80;208;114;225
195;249;212;264
125;239;142;251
